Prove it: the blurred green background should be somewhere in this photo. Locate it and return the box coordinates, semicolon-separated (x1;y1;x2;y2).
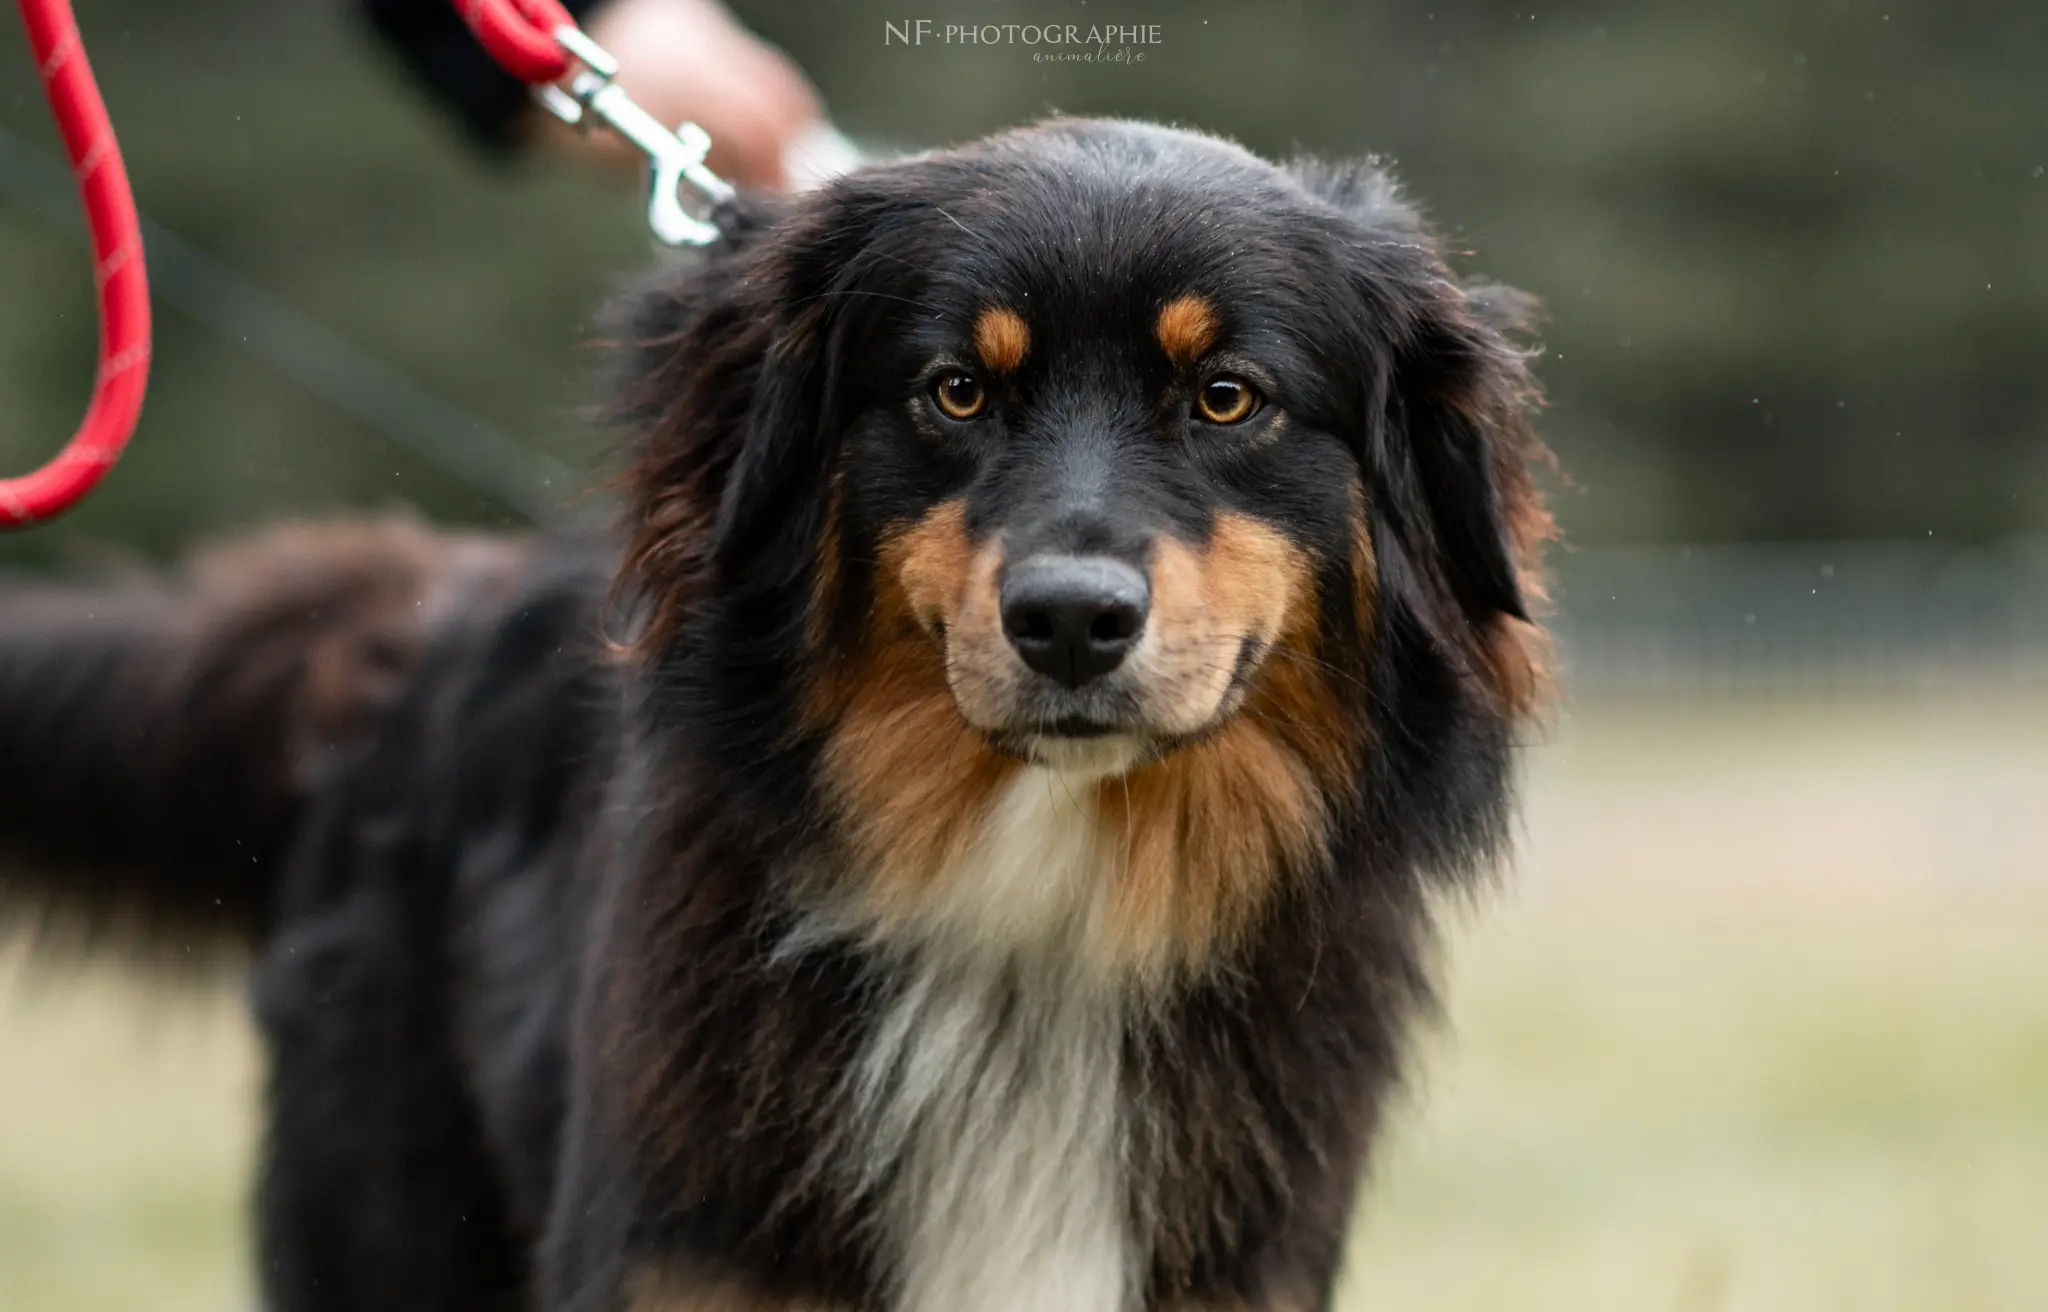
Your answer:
4;0;2047;553
3;2;2046;1309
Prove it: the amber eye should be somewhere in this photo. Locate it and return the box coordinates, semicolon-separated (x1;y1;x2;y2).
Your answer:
1195;375;1259;425
931;371;987;421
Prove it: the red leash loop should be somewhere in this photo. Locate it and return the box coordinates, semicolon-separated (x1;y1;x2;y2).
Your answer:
5;0;715;529
6;0;151;528
454;0;579;85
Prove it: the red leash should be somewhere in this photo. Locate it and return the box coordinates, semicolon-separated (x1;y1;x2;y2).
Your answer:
455;0;578;83
6;0;150;529
8;0;725;529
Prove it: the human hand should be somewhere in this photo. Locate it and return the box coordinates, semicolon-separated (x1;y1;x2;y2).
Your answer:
540;0;843;191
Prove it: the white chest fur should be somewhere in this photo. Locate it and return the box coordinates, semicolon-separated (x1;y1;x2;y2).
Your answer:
839;764;1137;1312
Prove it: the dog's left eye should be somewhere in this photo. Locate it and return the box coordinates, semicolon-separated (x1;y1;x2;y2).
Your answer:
931;372;988;421
1194;375;1260;425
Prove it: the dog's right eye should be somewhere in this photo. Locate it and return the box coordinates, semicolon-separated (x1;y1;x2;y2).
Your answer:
931;372;988;421
1195;375;1260;425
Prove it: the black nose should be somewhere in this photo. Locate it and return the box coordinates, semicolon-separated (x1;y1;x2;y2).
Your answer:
999;555;1150;689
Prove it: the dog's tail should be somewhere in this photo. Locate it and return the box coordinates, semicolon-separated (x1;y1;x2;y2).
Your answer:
0;518;524;956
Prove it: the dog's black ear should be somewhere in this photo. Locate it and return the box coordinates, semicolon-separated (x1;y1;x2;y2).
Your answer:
707;197;895;581
1291;159;1547;630
615;188;901;640
1291;158;1553;711
1381;289;1539;625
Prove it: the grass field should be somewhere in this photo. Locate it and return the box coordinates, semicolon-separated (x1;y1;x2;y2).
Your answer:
3;696;2045;1311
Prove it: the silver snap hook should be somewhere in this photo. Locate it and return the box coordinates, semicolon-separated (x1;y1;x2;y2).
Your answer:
535;27;735;247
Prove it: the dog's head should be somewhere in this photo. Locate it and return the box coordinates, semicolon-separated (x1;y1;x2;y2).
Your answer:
619;119;1552;971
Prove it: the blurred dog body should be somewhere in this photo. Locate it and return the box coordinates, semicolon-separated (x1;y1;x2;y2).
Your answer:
0;120;1551;1312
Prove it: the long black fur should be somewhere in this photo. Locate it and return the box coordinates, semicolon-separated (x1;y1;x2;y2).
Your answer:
0;119;1552;1312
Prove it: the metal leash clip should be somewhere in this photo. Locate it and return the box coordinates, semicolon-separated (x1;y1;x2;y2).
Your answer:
534;26;735;247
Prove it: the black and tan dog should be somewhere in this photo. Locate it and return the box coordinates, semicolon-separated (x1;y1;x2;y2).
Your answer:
0;118;1553;1311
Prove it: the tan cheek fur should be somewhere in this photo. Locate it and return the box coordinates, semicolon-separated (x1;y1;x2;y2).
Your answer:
811;499;1021;915
808;500;1371;983
887;499;1016;733
1094;511;1363;975
1134;512;1308;735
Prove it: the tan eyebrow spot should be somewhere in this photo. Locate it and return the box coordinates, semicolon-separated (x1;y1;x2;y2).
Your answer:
972;306;1030;373
1156;293;1220;365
